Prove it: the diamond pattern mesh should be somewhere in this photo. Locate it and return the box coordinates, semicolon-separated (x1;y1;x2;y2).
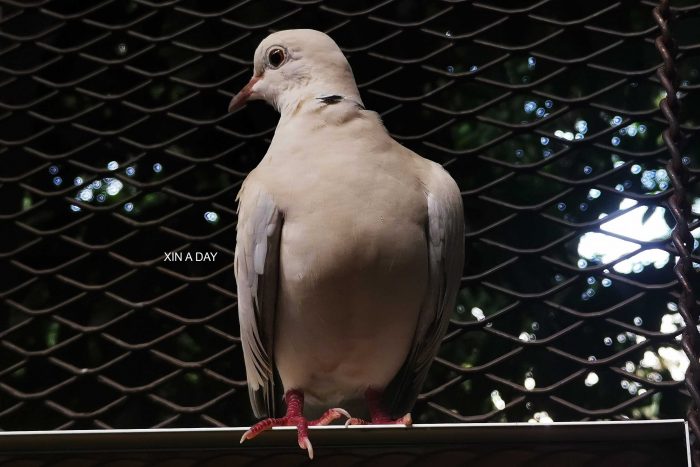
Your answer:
0;0;699;439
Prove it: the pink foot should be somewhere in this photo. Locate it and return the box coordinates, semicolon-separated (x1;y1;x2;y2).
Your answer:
240;390;350;459
345;413;412;426
344;388;413;426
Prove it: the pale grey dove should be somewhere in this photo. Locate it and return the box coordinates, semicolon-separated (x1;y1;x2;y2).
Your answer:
230;29;464;458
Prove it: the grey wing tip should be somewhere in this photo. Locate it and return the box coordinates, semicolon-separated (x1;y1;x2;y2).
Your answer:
249;386;272;419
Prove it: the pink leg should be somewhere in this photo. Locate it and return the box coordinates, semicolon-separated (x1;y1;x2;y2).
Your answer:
345;388;413;426
240;389;350;459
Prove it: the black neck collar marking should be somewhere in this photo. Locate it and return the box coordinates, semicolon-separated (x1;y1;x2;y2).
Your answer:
316;94;365;109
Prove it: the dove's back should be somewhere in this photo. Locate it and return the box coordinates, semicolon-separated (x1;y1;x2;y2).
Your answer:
240;100;445;415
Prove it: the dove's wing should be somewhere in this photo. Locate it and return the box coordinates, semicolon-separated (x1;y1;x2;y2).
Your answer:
234;180;283;419
388;164;464;417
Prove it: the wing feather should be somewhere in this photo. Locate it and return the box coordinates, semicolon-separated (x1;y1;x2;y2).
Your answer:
234;181;283;418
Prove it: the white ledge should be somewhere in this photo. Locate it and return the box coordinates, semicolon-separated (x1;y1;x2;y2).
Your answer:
0;420;690;466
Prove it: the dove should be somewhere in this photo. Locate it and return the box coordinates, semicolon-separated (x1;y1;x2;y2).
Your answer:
230;29;464;459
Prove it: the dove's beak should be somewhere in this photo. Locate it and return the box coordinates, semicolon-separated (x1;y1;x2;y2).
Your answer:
228;75;261;112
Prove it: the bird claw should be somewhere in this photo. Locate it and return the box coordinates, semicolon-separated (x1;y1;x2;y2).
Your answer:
299;435;314;459
239;429;252;444
398;413;413;426
344;417;368;426
344;413;412;426
310;407;352;426
240;406;350;458
332;407;351;419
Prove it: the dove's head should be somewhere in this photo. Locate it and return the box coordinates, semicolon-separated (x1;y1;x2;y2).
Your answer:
228;29;362;114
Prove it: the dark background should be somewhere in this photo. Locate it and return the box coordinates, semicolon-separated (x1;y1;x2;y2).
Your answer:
0;0;699;430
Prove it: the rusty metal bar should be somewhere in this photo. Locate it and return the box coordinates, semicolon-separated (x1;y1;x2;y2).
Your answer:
654;1;700;465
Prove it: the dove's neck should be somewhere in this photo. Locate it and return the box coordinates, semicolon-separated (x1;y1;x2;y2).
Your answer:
276;68;362;118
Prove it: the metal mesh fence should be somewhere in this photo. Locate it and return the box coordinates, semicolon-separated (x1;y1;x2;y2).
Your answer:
1;0;699;451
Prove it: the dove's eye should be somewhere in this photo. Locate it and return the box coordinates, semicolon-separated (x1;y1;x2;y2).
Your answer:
267;47;286;69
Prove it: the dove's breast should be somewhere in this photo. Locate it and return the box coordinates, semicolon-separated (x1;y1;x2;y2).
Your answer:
264;141;430;410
